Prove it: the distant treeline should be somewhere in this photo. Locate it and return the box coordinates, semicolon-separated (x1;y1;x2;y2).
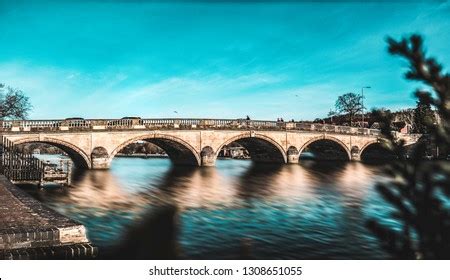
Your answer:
118;142;166;155
319;109;417;128
15;142;167;155
16;143;64;154
321;107;441;133
119;141;244;155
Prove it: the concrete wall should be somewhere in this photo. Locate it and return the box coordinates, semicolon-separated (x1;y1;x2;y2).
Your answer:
0;175;97;259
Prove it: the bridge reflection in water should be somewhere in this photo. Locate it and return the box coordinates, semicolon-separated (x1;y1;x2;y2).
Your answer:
18;157;395;259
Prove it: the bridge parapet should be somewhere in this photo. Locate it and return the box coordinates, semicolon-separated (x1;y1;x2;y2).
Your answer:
0;118;382;136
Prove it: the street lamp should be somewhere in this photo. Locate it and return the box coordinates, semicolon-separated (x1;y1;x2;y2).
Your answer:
361;86;371;127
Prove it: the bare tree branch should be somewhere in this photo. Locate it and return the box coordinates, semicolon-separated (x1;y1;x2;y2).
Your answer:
0;84;32;119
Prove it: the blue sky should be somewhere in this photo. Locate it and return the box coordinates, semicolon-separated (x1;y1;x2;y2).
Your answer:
0;0;449;120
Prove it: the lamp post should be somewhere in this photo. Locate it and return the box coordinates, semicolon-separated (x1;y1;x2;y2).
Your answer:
361;86;371;127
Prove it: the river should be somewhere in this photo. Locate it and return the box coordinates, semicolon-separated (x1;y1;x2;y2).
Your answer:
19;156;399;259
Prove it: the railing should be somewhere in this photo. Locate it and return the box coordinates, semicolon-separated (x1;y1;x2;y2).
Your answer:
0;137;43;182
0;137;72;185
0;118;382;136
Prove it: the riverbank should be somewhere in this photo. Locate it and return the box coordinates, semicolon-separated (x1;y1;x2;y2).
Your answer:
0;175;97;259
117;153;252;160
115;153;168;158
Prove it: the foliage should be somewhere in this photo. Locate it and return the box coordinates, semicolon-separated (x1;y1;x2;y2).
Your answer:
119;142;165;155
334;92;363;126
16;143;63;155
367;34;450;259
413;99;436;133
0;84;32;119
327;110;337;117
109;204;178;259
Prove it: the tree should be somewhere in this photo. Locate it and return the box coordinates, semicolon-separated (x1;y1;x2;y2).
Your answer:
367;34;450;259
327;109;337;124
143;142;165;155
334;92;363;126
0;84;32;119
413;99;435;133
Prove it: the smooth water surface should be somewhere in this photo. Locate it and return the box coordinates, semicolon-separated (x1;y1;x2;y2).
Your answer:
19;157;397;259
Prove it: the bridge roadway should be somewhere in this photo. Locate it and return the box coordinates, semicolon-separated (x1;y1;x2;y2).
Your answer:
0;118;419;169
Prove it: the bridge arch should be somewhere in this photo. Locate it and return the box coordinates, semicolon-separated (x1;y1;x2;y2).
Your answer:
11;137;91;169
299;136;351;161
110;134;201;166
216;133;287;164
359;140;396;161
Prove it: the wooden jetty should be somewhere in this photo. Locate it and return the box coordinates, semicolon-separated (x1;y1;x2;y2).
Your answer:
1;137;71;187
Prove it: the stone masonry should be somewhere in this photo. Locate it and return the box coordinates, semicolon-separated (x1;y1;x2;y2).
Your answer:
0;175;97;259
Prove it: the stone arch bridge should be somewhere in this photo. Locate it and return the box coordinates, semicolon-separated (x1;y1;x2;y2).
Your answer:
0;118;420;169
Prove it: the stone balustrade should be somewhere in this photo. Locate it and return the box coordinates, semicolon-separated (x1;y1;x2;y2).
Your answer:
0;118;381;136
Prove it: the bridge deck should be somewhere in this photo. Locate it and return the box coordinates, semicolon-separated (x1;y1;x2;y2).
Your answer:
0;118;382;136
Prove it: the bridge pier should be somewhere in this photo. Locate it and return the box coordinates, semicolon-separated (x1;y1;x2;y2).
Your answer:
351;145;361;161
200;146;216;167
287;154;299;164
91;147;112;169
91;158;112;169
351;154;361;161
287;146;299;164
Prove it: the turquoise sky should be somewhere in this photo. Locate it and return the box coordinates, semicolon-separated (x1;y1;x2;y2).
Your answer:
0;0;449;120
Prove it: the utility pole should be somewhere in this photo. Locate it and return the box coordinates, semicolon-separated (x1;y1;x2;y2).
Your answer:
361;86;371;127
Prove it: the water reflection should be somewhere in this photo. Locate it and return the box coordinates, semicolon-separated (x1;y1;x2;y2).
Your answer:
19;157;392;259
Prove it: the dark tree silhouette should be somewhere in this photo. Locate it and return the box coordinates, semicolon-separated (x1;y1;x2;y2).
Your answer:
0;84;32;119
107;204;179;259
334;92;363;126
367;34;450;259
413;98;435;133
